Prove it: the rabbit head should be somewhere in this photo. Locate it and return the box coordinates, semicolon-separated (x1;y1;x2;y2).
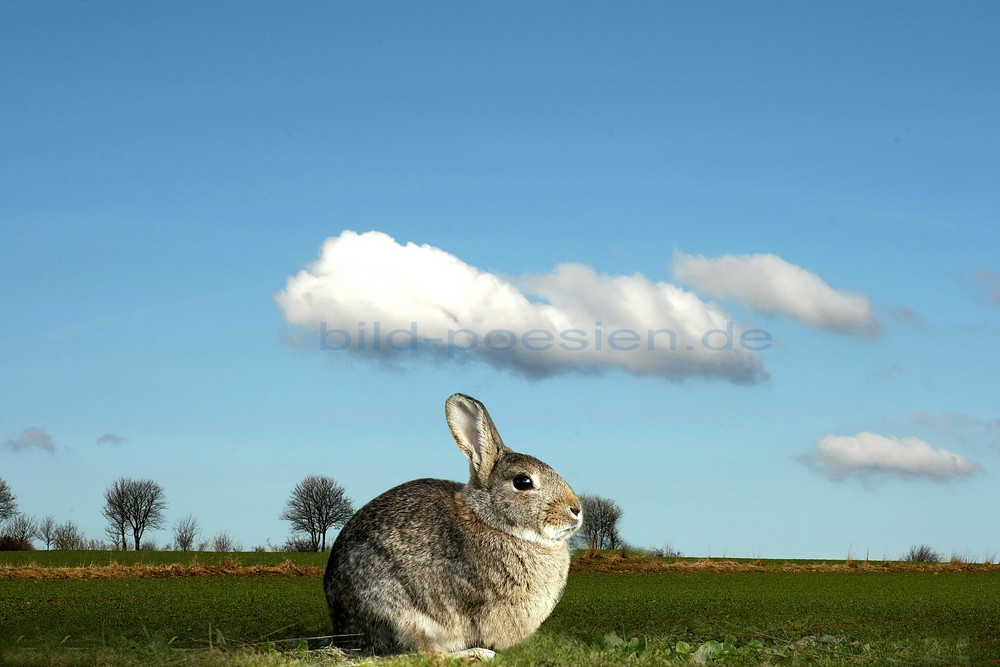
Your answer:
445;393;582;545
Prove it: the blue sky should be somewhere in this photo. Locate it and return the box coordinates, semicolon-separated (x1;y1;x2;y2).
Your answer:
2;2;998;559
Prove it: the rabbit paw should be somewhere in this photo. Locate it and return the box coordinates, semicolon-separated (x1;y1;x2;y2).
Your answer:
449;647;496;660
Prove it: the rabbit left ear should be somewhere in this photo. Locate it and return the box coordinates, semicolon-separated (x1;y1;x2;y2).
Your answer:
445;393;509;488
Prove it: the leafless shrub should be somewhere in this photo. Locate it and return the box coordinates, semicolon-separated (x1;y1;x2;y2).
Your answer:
649;543;683;558
279;535;316;552
1;513;39;546
0;535;34;550
53;521;87;550
212;531;240;552
903;544;942;563
173;514;200;552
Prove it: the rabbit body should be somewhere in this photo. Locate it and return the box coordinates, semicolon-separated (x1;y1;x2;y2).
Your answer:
324;394;581;656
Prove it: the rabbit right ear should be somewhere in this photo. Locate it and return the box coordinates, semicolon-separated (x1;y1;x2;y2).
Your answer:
445;393;510;489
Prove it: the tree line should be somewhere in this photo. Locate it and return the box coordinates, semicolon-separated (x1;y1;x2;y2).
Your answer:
2;475;627;553
0;475;354;552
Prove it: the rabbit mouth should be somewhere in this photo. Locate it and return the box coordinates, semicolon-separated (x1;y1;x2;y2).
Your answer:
550;522;581;540
541;519;582;542
508;523;576;546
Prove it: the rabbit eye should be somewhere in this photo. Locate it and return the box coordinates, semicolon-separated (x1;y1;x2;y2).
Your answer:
512;475;534;491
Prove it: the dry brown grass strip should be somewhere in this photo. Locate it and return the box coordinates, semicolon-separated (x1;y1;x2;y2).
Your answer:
570;552;1000;575
5;553;997;579
0;559;324;580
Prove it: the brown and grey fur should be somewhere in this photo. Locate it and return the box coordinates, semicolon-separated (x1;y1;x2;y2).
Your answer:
324;393;582;658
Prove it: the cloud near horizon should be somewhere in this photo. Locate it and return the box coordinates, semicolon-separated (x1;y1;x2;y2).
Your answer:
800;432;980;482
274;230;769;384
3;427;56;453
97;433;126;445
673;251;879;335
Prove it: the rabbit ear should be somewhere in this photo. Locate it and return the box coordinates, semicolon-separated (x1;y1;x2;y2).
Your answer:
445;394;510;488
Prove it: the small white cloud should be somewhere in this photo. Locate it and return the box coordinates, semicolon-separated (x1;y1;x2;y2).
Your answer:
274;231;769;384
673;251;879;335
3;427;56;453
97;433;126;445
800;432;980;482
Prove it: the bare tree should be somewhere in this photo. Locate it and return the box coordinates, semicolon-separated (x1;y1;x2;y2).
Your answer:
39;515;57;550
576;494;624;550
2;513;39;544
280;475;354;551
102;477;168;550
103;479;129;550
173;514;200;552
53;521;87;550
104;523;127;550
0;478;17;525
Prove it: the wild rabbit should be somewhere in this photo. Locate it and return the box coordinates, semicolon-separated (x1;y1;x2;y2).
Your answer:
324;393;582;658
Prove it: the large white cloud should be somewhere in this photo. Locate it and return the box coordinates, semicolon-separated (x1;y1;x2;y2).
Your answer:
3;427;56;453
673;251;879;335
800;432;980;482
274;231;769;383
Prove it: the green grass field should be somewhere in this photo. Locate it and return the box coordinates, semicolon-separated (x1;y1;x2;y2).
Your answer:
1;551;998;665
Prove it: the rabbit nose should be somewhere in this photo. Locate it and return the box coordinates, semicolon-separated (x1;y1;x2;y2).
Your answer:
569;505;581;517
